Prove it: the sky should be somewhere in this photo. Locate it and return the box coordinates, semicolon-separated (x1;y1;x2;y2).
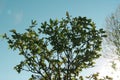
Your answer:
0;0;120;80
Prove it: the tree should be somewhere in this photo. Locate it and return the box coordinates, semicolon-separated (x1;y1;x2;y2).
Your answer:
4;12;106;80
104;5;120;80
105;6;120;56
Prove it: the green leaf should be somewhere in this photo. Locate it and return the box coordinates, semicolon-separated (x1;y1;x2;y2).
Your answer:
66;11;69;17
101;35;107;37
10;29;16;33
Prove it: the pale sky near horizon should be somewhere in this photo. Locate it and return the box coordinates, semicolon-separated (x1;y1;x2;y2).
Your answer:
0;0;120;80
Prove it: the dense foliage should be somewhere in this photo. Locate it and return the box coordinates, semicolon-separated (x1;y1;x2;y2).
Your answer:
4;12;107;80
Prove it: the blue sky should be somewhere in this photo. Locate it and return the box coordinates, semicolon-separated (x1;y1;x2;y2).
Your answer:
0;0;120;80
